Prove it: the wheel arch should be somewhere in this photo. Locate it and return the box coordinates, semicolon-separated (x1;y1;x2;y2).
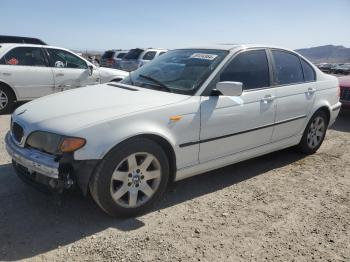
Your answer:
317;106;331;125
101;133;177;184
0;80;18;101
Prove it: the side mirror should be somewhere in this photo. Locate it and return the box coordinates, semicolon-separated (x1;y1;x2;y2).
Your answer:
215;81;243;96
88;65;94;76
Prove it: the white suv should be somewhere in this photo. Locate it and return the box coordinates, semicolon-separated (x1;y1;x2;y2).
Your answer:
120;48;168;72
5;45;341;217
0;44;128;113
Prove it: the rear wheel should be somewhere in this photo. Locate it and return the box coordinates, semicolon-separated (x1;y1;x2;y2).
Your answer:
89;138;169;217
298;110;328;154
0;84;15;115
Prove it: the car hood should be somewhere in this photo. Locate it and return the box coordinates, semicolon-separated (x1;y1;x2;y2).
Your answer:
98;67;128;80
339;76;350;87
13;83;190;134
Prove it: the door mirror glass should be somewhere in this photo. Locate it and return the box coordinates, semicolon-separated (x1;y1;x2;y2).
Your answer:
215;81;243;96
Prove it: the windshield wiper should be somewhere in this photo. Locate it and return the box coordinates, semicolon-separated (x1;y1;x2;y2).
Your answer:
138;74;172;93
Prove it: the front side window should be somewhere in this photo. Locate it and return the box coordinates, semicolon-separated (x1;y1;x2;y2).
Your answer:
220;50;270;90
46;49;88;69
0;47;46;67
142;51;157;61
121;49;228;95
301;59;316;82
272;50;303;85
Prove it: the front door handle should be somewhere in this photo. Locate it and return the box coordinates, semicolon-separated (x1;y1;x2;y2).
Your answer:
56;73;64;77
261;95;275;104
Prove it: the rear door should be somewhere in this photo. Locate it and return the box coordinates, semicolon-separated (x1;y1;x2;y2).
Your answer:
0;46;54;99
45;48;99;91
269;49;316;142
199;49;276;162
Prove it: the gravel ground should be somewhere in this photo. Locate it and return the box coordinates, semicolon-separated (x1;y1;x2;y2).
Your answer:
0;112;349;262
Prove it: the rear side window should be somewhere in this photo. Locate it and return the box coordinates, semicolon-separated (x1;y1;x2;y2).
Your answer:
272;50;303;85
142;51;157;61
0;47;47;66
301;59;316;82
220;50;270;90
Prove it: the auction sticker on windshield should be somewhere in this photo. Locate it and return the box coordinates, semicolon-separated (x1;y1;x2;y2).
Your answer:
190;53;218;60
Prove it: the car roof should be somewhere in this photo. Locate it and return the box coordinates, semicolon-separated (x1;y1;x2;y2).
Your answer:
144;48;168;51
180;43;296;52
0;35;47;45
0;43;75;52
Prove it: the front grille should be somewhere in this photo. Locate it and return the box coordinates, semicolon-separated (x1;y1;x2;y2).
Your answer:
12;122;24;143
340;87;350;101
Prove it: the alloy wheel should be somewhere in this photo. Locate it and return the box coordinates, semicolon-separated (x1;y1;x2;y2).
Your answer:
0;90;8;110
307;116;325;149
110;152;161;208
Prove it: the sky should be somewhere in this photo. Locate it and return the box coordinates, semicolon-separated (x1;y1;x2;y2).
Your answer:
1;0;349;51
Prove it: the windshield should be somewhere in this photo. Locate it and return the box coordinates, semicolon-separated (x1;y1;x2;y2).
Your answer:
120;49;228;95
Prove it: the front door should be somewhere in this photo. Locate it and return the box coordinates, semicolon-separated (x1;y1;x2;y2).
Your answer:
199;49;276;163
45;48;99;91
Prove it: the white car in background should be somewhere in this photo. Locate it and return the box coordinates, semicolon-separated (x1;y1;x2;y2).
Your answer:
0;44;128;113
120;48;168;72
6;44;341;217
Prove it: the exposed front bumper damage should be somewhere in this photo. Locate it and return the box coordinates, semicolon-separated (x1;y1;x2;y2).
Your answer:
5;132;98;194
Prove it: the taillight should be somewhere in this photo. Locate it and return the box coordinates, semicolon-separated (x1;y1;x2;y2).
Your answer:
337;85;341;98
107;59;114;65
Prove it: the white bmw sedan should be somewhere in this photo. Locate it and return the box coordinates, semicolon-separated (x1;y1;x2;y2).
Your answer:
5;44;341;217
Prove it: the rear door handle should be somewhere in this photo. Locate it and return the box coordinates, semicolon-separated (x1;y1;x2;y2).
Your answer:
261;95;275;103
56;73;64;77
307;87;316;94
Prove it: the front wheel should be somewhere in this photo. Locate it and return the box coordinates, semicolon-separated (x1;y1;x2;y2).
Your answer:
89;138;169;217
298;111;328;154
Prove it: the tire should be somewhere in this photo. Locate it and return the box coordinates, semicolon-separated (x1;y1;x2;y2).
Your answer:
298;110;328;154
0;84;15;115
89;138;170;217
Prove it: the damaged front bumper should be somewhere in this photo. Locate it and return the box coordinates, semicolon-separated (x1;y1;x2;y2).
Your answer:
5;132;98;194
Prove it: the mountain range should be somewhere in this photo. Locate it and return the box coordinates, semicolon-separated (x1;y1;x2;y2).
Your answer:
295;45;350;63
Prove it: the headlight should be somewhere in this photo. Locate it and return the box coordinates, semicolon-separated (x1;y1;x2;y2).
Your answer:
26;131;86;155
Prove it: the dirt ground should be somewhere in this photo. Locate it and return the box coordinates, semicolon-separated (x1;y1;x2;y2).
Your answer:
0;112;349;262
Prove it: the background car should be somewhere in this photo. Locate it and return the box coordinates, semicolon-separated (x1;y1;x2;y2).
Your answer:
317;63;333;73
332;64;350;75
100;50;128;69
0;43;128;114
339;76;350;110
120;48;168;72
0;35;47;45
